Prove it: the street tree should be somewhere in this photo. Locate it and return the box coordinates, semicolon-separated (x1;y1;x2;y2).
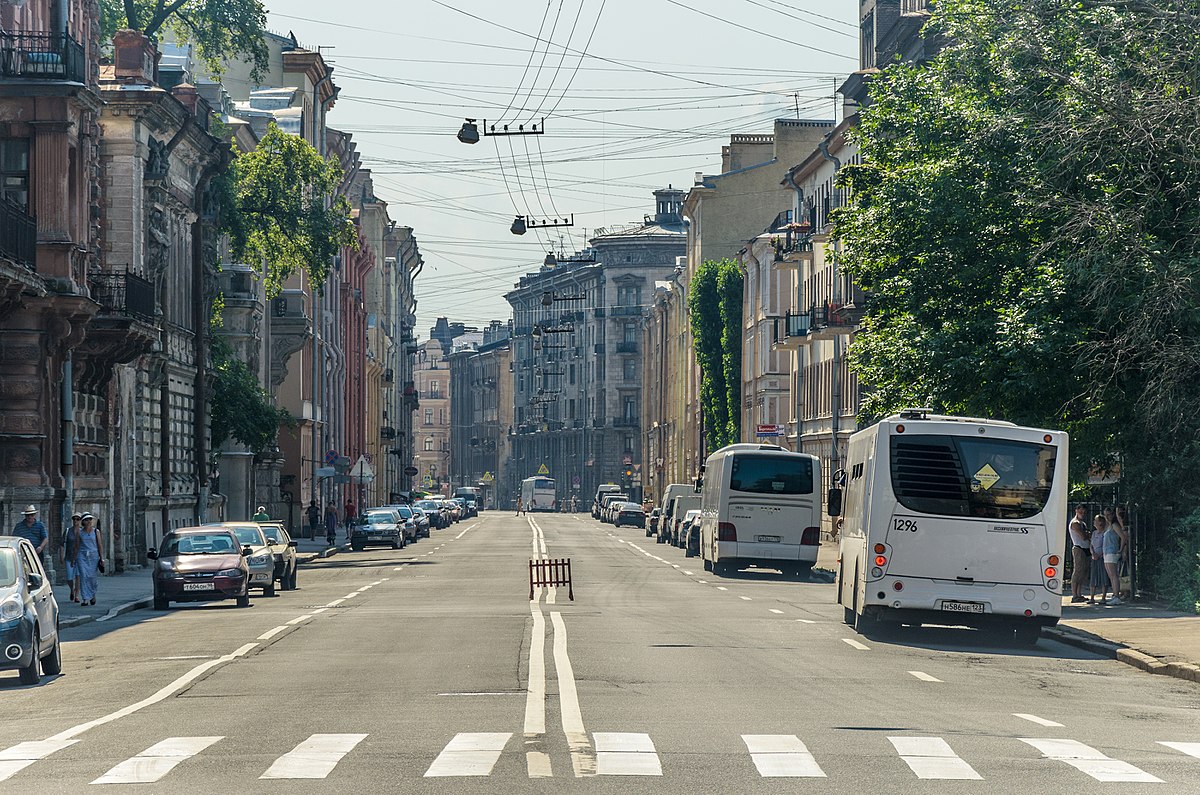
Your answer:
690;259;743;450
99;0;269;77
209;339;294;455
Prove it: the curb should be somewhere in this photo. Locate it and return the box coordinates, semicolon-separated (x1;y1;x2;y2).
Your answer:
1045;625;1200;684
60;596;153;631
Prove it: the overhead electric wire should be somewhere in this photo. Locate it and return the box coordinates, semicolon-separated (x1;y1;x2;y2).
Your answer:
738;0;857;38
536;0;589;118
661;0;856;58
499;0;554;122
515;0;565;120
544;0;606;117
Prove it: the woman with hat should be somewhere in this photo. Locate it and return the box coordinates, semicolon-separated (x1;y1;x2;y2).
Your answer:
77;513;103;606
63;512;83;602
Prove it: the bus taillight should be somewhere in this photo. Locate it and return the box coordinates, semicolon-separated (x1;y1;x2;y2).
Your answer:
1047;554;1060;566
873;543;886;554
875;555;888;567
801;527;820;545
717;522;737;542
1044;567;1056;579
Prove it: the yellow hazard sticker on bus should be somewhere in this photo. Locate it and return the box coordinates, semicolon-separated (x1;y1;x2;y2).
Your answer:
974;463;1000;490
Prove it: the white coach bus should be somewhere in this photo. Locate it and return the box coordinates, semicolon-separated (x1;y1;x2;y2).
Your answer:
698;444;822;577
521;476;557;512
832;409;1068;645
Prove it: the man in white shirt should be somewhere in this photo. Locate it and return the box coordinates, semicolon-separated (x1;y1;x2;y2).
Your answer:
1068;504;1090;603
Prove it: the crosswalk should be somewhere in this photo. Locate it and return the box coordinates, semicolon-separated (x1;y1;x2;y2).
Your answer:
1;730;1196;784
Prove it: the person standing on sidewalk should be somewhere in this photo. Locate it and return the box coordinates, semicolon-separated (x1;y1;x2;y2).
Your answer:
515;496;524;516
1068;504;1090;603
12;506;48;567
63;512;83;603
77;513;103;606
306;500;321;539
324;504;339;547
1089;513;1107;603
252;506;270;521
344;498;357;537
1103;511;1127;605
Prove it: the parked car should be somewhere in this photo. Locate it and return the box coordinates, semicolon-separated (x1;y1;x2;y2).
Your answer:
256;521;299;591
614;503;646;528
599;494;628;523
410;507;432;538
352;509;406;550
647;508;661;538
415;500;448;528
680;509;702;556
446;501;462;523
221;523;277;596
148;527;251;611
0;536;62;684
465;500;479;517
391;504;420;541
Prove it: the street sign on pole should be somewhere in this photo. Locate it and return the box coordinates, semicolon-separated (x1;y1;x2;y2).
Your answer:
404;466;419;477
755;424;784;438
537;463;550;475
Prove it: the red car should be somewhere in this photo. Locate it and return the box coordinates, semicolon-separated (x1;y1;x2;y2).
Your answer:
148;527;251;610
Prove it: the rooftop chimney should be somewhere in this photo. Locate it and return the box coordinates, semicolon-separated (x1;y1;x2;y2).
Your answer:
112;29;159;85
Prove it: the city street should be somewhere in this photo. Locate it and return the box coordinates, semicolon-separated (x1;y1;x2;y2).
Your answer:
3;512;1199;793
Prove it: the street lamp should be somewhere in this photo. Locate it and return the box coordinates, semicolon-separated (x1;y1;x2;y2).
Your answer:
510;215;527;235
457;118;480;144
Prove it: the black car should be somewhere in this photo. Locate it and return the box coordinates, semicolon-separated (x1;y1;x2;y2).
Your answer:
614;504;646;528
0;537;62;684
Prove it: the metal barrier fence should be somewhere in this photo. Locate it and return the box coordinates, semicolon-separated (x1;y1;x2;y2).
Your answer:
529;557;573;601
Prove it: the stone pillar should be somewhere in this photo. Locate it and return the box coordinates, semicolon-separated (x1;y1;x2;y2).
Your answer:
29;120;74;281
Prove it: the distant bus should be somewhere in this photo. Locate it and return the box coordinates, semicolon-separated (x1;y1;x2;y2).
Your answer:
833;409;1068;645
454;486;480;506
521;477;557;512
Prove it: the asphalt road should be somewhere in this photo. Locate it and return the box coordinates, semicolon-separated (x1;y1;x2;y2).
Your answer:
3;511;1199;793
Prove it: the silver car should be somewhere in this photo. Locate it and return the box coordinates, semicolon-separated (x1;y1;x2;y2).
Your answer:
219;523;277;596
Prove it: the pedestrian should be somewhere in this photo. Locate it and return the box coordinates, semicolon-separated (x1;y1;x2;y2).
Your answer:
252;505;270;521
306;500;321;539
344;498;357;533
1089;512;1107;603
1068;504;1090;603
324;504;339;547
63;512;83;603
12;505;48;567
76;513;103;606
1102;509;1128;606
515;496;523;516
1106;506;1130;599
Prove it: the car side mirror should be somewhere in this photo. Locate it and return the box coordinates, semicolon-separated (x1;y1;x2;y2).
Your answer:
827;488;843;517
242;546;253;556
147;548;158;560
287;540;298;548
694;477;703;493
27;573;43;590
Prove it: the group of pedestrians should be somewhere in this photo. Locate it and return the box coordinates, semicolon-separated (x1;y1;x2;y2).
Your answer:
306;499;358;547
11;505;103;606
1068;504;1129;606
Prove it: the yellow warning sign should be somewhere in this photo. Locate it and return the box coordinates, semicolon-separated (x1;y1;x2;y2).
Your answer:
482;472;494;483
974;463;1000;491
537;464;550;475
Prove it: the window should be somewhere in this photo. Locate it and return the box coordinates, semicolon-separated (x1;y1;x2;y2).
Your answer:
730;455;814;495
623;396;637;420
569;364;576;385
623;358;637;381
617;285;641;306
623;434;635;452
623;323;637;344
429;380;440;397
1;139;30;210
438;409;445;425
425;409;433;425
424;438;434;452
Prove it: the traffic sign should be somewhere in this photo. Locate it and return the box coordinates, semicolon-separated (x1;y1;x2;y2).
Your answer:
482;471;495;483
755;424;784;438
537;463;550;475
324;449;339;465
404;466;419;477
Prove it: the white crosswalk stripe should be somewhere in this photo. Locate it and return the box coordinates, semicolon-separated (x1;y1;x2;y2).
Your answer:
594;732;662;776
1159;741;1200;759
743;735;826;777
91;737;223;785
0;740;78;783
424;733;511;777
889;736;982;780
260;734;367;779
1019;738;1164;783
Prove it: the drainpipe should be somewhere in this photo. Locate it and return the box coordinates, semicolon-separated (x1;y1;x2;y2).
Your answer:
784;169;807;453
59;351;73;580
817;135;843;485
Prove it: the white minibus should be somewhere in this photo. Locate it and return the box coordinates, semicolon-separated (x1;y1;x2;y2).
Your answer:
832;409;1068;644
521;477;557;512
656;483;694;543
698;444;821;577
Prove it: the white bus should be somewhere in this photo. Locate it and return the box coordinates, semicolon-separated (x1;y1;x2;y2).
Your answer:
833;409;1068;645
698;444;821;577
521;477;557;512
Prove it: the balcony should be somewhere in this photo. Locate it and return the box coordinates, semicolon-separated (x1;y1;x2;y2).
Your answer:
808;301;865;341
613;416;640;428
383;368;394;383
616;341;637;354
593;343;606;355
0;199;36;270
609;305;641;317
0;31;86;83
90;271;156;322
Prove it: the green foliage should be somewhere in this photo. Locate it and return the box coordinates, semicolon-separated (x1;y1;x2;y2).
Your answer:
689;259;743;451
209;338;294;455
99;0;269;78
220;124;358;298
1150;510;1200;614
834;0;1200;508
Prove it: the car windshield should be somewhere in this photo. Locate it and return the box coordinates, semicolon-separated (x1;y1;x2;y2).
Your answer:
417;501;437;510
366;513;394;525
261;525;287;543
230;526;266;546
162;533;238;555
620;505;643;513
890;434;1057;520
730;455;814;495
396;506;413;518
0;549;16;587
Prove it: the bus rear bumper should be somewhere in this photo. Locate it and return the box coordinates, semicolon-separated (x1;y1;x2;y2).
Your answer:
865;604;1059;629
863;577;1061;627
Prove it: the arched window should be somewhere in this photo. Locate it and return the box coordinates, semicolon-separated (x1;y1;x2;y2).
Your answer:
424;438;434;452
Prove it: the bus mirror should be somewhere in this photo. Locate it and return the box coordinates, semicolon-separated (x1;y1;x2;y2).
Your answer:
694;477;703;492
827;488;843;517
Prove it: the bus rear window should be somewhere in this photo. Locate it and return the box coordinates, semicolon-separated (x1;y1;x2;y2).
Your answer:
890;434;1056;519
729;455;814;495
534;478;554;490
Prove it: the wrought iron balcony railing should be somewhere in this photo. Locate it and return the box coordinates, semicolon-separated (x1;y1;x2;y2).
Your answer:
0;31;86;83
89;271;156;322
0;198;36;270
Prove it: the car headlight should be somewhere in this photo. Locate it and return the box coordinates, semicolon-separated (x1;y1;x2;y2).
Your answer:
249;554;270;565
218;568;244;578
1;596;22;622
157;560;176;572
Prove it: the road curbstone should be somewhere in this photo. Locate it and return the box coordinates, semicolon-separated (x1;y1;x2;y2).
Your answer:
60;596;153;631
1049;624;1200;684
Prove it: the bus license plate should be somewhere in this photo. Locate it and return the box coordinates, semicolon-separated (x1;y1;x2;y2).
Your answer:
941;601;984;614
183;583;214;591
757;535;781;543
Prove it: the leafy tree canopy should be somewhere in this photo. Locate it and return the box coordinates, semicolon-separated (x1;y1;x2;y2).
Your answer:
834;0;1200;505
100;0;269;78
219;123;358;297
690;259;743;451
209;338;294;455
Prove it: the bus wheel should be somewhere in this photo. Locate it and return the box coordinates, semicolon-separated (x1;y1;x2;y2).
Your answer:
1014;624;1041;647
796;562;813;580
702;555;713;572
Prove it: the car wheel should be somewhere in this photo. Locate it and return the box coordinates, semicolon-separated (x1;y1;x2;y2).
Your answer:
703;556;713;572
237;589;251;608
18;634;40;685
288;565;299;590
41;631;62;676
264;582;276;597
391;537;401;549
154;591;170;610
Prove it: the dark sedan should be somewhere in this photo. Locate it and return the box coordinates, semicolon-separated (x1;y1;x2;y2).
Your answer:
0;537;62;684
614;504;646;528
149;527;251;610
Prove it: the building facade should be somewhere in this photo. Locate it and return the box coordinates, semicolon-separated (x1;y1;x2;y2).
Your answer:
412;339;451;494
448;320;510;509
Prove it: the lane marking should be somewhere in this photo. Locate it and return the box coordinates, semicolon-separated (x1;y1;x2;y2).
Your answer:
1160;742;1200;759
455;522;478;540
795;619;815;624
355;586;372;592
1019;738;1163;783
908;671;942;682
716;586;729;591
260;734;367;779
424;733;511;777
888;737;981;780
743;735;826;778
769;609;785;614
286;616;312;626
343;592;358;599
524;605;547;736
0;740;79;783
257;626;288;641
91;736;223;784
683;570;694;575
1013;713;1063;728
842;638;870;651
739;596;753;601
551;611;595;777
326;598;346;606
696;579;707;583
594;733;662;776
671;564;681;569
308;608;328;615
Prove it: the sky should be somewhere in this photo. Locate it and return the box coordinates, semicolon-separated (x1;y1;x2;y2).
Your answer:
264;1;860;337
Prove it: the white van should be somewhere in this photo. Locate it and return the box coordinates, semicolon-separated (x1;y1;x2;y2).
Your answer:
656;483;695;544
698;444;821;577
832;410;1068;644
668;493;702;547
593;483;622;518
